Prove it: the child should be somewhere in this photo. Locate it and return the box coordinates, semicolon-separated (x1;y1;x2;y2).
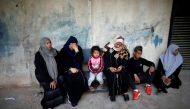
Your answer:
88;46;104;91
128;46;155;95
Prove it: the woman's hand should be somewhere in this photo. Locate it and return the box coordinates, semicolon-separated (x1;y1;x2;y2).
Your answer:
109;67;117;73
134;74;140;83
116;66;123;72
72;44;79;53
50;80;57;89
70;68;79;73
162;76;171;86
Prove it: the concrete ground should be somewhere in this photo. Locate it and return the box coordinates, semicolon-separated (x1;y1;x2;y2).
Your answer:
0;70;190;109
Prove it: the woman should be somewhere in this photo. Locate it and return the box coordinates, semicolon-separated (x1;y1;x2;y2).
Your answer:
34;37;66;109
103;36;140;101
154;44;183;93
60;36;88;107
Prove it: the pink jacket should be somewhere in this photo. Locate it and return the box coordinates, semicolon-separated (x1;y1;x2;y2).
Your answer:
88;56;104;73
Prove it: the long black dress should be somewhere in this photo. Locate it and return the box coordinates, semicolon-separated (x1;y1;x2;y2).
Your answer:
59;36;88;106
153;59;182;92
103;49;136;98
34;51;66;109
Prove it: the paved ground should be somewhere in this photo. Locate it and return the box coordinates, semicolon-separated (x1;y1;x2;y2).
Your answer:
0;70;190;109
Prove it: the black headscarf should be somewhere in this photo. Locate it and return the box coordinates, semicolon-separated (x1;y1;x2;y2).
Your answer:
63;36;81;69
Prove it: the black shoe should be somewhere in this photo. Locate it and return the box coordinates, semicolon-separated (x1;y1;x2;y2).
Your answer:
162;88;168;93
110;96;116;102
123;94;129;101
157;88;168;94
71;102;77;107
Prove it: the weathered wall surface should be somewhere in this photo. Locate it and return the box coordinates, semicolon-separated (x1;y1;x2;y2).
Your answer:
0;0;173;86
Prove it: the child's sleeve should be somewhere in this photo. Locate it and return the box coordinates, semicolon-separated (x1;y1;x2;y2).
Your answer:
141;58;155;67
88;57;95;72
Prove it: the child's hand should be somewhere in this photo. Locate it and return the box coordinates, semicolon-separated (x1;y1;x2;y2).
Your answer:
149;66;155;73
94;73;98;76
134;74;140;83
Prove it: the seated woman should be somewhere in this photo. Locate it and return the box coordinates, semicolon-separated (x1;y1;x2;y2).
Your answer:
60;36;88;107
153;44;183;93
103;36;140;101
34;37;66;109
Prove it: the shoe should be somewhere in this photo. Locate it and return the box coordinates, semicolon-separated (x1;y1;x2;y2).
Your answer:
110;96;116;102
123;94;129;101
133;90;140;100
145;85;152;95
67;94;77;107
160;87;168;93
71;102;77;107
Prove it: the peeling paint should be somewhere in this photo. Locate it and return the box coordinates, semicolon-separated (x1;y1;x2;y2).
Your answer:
0;0;172;86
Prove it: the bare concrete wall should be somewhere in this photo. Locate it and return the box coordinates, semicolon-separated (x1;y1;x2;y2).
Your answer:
0;0;173;86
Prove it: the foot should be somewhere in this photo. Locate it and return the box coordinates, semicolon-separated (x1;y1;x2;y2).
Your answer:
110;96;116;102
145;84;152;95
123;93;129;101
133;90;140;100
68;98;77;107
89;86;95;92
71;102;77;107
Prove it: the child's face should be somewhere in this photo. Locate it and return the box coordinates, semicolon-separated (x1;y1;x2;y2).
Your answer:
133;50;142;59
93;50;100;58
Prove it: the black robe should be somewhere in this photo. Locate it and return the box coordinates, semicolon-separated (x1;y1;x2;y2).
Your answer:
34;51;65;109
153;59;182;90
103;49;135;97
60;42;88;106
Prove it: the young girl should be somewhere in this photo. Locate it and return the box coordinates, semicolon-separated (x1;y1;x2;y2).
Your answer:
88;46;104;91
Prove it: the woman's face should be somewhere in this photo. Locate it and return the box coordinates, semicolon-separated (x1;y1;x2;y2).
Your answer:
173;48;179;56
69;43;77;50
114;42;123;48
45;39;52;50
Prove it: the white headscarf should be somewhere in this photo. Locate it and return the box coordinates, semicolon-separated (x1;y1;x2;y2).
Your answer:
39;37;58;81
160;44;183;77
107;35;124;51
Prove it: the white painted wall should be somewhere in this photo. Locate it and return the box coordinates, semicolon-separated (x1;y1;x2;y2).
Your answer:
0;0;173;86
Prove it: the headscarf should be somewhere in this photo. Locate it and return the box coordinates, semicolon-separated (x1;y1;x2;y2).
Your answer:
107;35;130;60
63;36;81;69
39;37;58;81
160;44;183;77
